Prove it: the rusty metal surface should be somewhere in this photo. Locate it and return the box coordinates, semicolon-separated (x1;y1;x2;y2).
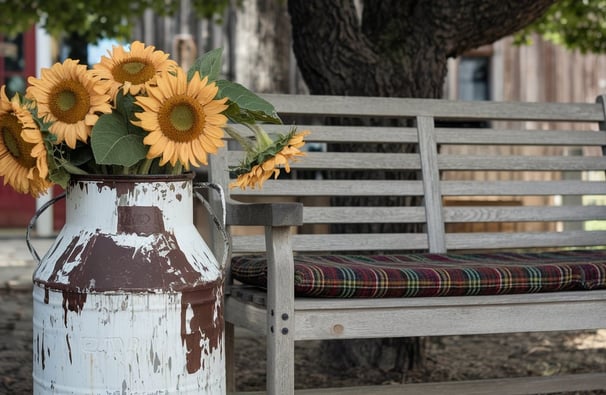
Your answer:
32;176;225;393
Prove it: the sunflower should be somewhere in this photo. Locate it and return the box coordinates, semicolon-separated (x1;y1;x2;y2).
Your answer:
133;69;228;170
93;40;178;99
0;87;51;197
27;59;112;149
229;130;310;190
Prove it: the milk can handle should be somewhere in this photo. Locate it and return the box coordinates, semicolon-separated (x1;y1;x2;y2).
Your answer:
26;193;66;265
194;182;231;272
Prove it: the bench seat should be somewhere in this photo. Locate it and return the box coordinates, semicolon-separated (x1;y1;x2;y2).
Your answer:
232;249;606;297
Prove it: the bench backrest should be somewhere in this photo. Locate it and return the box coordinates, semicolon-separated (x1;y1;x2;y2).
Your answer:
209;94;606;255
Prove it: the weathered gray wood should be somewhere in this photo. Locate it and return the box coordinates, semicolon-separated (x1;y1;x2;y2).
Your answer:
227;152;606;171
227;151;422;170
227;287;606;332
443;205;606;223
247;125;606;145
231;233;431;253
293;296;606;340
417;115;446;253
303;206;427;223
302;205;606;224
434;128;606;145
438;155;606;171
230;179;604;197
226;202;303;226
208;94;606;394
233;373;606;395
445;230;606;250
440;180;605;196
265;226;296;395
230;180;425;197
261;93;605;122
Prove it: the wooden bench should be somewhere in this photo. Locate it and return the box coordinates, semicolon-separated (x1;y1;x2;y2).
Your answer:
208;94;606;395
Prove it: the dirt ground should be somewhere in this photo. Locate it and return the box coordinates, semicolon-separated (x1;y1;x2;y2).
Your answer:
2;288;605;394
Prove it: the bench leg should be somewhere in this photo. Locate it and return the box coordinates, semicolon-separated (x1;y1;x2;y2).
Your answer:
266;226;295;395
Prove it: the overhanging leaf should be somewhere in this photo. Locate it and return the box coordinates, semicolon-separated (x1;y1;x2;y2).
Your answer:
188;47;223;82
91;113;148;166
216;79;282;124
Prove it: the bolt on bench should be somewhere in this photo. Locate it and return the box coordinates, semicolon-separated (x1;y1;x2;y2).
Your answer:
208;94;606;395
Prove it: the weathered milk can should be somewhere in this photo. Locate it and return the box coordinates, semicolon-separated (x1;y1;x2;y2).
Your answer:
29;174;227;394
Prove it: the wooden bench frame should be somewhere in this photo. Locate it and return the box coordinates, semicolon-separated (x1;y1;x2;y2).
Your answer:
208;94;606;395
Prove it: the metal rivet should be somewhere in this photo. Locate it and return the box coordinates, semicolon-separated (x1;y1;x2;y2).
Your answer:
281;328;289;335
281;313;289;320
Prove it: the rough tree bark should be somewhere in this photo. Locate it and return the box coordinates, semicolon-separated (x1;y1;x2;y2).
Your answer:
288;0;556;98
287;0;557;377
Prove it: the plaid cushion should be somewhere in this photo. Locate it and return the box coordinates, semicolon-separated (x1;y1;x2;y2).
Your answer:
231;250;606;298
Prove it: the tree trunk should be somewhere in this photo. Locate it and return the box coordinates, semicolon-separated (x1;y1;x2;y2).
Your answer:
287;0;556;377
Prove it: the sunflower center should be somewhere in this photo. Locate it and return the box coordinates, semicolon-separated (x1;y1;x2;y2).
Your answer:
57;91;76;112
0;114;36;168
158;95;205;142
115;59;156;85
48;80;91;124
170;104;195;131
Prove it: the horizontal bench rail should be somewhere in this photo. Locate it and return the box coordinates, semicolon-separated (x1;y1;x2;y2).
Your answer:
301;205;606;224
230;180;605;197
255;125;606;146
262;94;606;122
231;230;606;253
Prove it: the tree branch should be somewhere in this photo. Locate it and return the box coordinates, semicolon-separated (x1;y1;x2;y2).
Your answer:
430;0;557;57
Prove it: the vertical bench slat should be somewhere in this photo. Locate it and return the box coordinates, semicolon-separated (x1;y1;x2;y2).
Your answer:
417;116;446;253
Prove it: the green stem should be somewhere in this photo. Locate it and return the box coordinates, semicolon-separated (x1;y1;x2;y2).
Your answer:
61;161;89;175
171;162;183;175
138;158;154;175
224;125;254;151
247;123;274;151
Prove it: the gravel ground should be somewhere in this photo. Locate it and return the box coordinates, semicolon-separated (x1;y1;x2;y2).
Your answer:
2;288;605;394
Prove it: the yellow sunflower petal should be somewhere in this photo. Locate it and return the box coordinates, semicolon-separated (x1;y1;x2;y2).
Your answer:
134;68;227;170
93;40;177;99
0;87;51;197
27;58;111;147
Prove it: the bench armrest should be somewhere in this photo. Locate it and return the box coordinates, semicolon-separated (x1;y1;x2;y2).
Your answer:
226;201;303;227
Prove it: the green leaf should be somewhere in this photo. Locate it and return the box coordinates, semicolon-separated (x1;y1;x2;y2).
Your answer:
48;166;70;189
216;79;282;124
114;92;147;137
91;113;148;166
188;47;223;82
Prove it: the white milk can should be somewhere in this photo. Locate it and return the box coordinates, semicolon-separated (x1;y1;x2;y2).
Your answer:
30;174;226;394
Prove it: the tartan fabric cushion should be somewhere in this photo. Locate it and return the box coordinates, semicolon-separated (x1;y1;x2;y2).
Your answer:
231;250;606;298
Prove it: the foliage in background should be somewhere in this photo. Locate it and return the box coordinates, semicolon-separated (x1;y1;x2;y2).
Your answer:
2;0;606;57
0;0;232;43
515;0;606;53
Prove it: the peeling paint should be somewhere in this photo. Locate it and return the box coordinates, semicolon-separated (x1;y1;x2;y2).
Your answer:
32;175;224;393
180;282;224;374
61;290;87;327
41;329;45;370
65;334;72;364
